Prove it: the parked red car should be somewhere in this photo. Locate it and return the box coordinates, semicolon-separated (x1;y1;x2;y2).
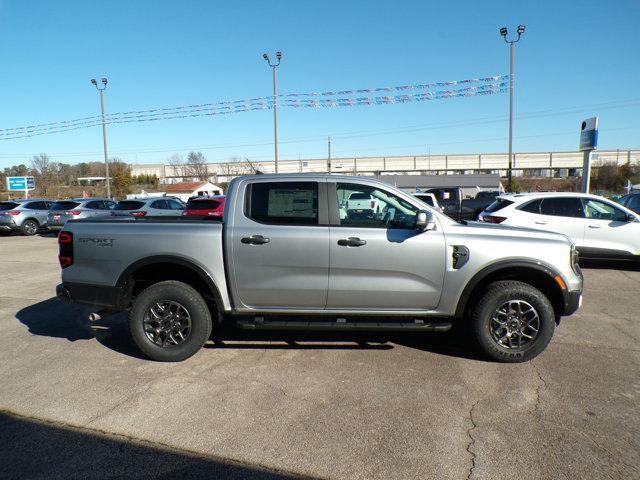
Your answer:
183;196;225;218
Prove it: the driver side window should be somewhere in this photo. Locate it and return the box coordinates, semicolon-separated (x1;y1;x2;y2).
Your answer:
583;199;628;222
336;183;418;229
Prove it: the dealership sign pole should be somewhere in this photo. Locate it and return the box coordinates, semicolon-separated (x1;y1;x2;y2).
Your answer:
579;117;599;193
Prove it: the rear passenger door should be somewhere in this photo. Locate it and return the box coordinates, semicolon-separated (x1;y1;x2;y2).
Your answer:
85;201;105;217
26;201;51;224
149;199;171;216
537;197;585;246
228;180;330;310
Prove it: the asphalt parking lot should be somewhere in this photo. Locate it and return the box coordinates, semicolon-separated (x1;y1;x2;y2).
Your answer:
0;234;639;479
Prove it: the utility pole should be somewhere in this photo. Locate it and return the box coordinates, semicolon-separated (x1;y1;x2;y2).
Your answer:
91;78;111;198
262;51;282;173
500;25;525;192
327;136;332;173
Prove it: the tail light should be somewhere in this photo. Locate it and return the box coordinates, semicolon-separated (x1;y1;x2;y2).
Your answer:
4;211;20;216
67;210;81;216
370;201;375;209
482;215;507;224
129;211;147;217
58;231;73;268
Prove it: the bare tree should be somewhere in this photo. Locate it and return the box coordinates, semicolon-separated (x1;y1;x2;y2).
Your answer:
31;154;60;195
185;151;210;181
31;154;52;177
167;153;186;179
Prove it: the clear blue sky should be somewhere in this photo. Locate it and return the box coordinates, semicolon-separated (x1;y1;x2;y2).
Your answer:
0;0;638;169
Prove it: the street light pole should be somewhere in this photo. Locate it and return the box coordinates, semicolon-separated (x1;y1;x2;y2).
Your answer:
263;51;282;173
91;77;111;198
500;25;525;192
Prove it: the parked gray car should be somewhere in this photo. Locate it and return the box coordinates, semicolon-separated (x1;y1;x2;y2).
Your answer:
47;198;117;232
56;174;582;363
111;197;185;217
0;199;53;236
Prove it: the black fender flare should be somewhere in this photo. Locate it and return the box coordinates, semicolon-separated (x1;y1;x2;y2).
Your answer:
454;259;570;318
116;255;225;312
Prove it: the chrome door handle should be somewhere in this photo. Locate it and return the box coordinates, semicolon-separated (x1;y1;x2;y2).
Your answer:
241;235;270;245
588;224;601;229
337;237;367;247
534;221;547;225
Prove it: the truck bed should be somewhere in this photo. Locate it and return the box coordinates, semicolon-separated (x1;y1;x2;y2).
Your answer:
61;217;230;309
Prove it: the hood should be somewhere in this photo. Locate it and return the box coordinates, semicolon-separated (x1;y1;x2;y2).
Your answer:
443;220;574;246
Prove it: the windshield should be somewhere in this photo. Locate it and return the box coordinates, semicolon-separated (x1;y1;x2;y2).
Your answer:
114;201;145;210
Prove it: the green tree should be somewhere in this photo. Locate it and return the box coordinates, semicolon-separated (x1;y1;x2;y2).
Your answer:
109;159;133;198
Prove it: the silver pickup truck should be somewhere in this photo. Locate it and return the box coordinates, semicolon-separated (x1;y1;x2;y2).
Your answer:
56;174;583;363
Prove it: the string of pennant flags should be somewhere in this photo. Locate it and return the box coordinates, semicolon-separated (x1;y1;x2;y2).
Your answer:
0;74;508;141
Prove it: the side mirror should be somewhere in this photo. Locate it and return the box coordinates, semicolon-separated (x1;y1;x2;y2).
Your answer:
415;210;436;231
627;214;637;222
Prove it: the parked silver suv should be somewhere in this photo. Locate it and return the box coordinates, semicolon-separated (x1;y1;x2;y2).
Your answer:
0;199;53;236
111;197;185;217
47;198;117;232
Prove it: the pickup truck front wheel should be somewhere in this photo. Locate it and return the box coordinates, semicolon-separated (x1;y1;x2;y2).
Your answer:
471;280;555;363
129;280;212;362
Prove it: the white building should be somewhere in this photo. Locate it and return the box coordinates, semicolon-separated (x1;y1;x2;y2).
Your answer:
163;181;224;202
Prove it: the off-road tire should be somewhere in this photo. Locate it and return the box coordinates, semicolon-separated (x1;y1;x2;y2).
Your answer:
129;280;212;362
21;219;39;236
471;280;555;363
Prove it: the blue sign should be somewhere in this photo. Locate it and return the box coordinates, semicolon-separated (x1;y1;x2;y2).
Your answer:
579;117;599;151
7;177;26;191
6;176;35;191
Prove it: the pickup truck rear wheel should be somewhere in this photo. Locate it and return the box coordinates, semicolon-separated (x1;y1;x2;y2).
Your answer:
471;280;555;363
129;280;212;362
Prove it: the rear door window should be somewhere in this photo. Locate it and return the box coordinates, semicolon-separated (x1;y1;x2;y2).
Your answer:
167;199;185;209
25;201;47;210
150;200;169;209
247;182;318;225
114;201;145;210
50;201;81;211
540;198;584;218
517;199;542;214
85;201;104;210
485;198;514;213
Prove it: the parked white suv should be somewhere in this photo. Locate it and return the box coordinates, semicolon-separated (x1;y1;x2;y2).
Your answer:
479;193;640;261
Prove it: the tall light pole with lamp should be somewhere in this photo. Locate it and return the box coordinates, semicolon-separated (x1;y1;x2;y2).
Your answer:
500;25;525;192
90;77;111;198
262;51;282;173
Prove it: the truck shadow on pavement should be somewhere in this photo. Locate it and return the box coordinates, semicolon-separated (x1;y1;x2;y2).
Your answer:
15;298;147;359
0;410;310;480
16;298;481;361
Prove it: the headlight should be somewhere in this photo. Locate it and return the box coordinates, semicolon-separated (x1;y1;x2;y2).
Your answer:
571;246;581;275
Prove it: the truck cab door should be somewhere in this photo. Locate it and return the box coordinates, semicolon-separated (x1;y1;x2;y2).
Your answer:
327;182;446;311
227;180;330;310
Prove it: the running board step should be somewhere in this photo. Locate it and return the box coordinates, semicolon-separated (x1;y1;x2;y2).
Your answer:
237;318;452;332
